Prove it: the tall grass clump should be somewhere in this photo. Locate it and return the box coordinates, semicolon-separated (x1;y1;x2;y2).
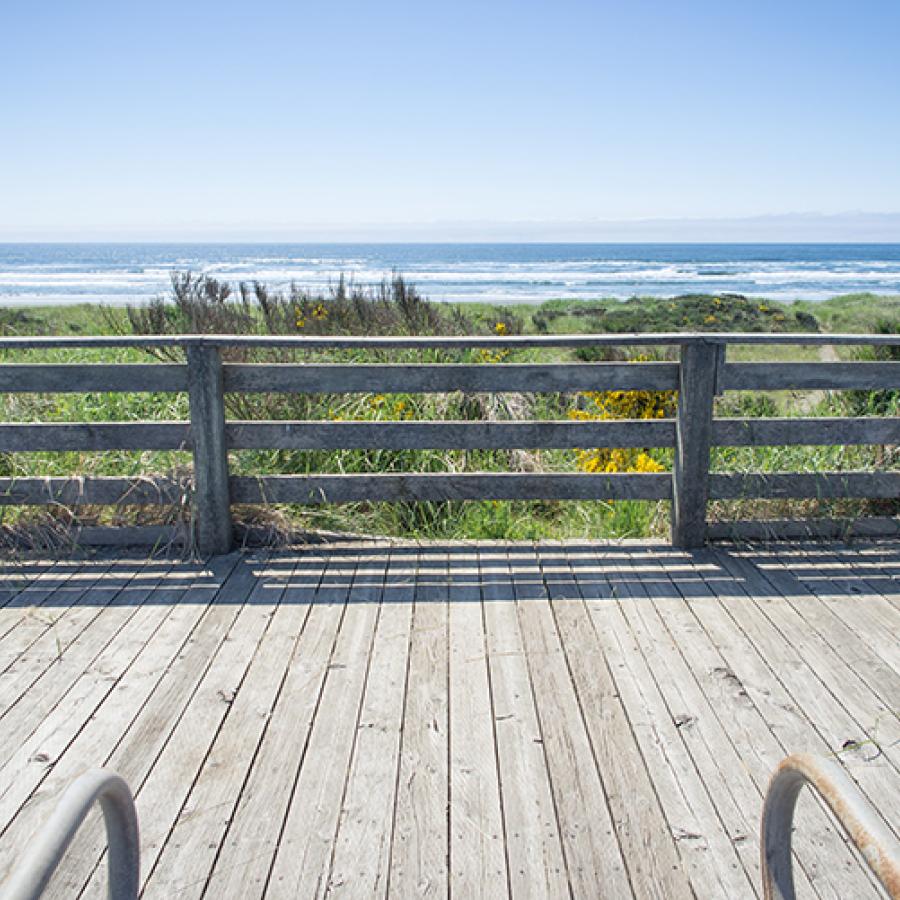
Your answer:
104;272;661;540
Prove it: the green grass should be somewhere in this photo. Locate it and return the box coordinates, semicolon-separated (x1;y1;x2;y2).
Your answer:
1;285;898;544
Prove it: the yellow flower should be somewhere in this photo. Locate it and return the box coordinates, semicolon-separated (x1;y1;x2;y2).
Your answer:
494;321;507;335
570;359;676;474
296;315;305;329
704;314;717;324
312;303;328;320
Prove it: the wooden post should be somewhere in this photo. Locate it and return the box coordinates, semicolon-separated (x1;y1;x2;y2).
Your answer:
186;343;233;555
672;339;719;548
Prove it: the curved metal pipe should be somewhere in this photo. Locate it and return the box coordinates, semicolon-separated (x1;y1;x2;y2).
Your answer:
761;753;900;900
1;769;139;900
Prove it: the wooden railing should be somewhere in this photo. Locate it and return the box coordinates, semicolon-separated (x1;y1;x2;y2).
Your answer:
1;333;899;554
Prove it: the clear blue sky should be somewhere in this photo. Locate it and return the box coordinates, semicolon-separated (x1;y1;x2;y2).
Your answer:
3;0;899;239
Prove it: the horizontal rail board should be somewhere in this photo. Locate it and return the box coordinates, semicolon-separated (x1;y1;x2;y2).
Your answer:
4;332;900;350
709;471;900;499
707;517;900;541
69;524;188;546
721;362;900;391
229;473;672;504
225;419;676;450
222;362;679;393
5;416;898;453
0;476;186;505
0;364;188;393
0;422;190;451
713;417;900;446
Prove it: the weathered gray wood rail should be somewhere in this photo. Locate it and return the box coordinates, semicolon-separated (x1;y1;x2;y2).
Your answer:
2;333;899;554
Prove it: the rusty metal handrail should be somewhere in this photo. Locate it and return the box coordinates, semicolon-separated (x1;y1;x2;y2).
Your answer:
761;753;900;900
0;769;139;900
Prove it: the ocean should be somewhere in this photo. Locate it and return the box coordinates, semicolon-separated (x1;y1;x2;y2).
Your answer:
1;243;899;307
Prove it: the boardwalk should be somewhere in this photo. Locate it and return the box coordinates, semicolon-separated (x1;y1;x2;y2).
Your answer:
0;540;897;898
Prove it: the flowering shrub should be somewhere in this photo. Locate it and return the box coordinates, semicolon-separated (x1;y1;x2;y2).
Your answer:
478;348;509;364
569;381;676;474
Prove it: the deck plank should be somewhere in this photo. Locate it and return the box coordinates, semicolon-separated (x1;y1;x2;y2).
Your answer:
479;545;569;899
509;546;633;899
446;549;508;898
387;548;450;899
326;549;412;897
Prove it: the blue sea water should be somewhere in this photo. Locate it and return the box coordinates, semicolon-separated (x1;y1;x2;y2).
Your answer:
1;243;899;306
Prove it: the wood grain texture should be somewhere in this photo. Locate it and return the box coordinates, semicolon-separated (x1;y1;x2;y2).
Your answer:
0;364;188;393
326;550;412;897
446;553;508;898
225;418;676;450
544;546;695;899
186;345;233;555
707;517;900;541
509;547;634;897
0;542;896;899
672;341;718;548
0;553;244;892
202;550;350;899
6;416;898;453
4;331;900;350
388;549;449;898
223;362;679;393
721;361;900;390
0;422;190;452
713;416;900;447
0;476;185;506
230;472;672;504
265;552;382;899
478;546;569;898
709;470;900;499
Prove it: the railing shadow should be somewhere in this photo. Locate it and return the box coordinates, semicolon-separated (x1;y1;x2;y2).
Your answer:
3;540;899;608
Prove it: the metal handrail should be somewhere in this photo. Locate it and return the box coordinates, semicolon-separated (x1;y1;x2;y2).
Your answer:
0;769;139;900
2;755;898;897
761;753;900;900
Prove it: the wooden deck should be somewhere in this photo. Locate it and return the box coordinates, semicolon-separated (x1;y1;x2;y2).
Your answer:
0;541;897;899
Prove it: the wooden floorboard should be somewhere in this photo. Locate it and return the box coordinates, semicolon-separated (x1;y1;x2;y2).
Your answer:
0;540;897;899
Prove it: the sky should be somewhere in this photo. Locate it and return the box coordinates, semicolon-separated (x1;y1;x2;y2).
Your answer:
2;0;899;241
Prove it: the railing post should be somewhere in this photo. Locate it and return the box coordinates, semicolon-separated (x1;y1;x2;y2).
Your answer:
186;343;233;556
672;339;719;548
